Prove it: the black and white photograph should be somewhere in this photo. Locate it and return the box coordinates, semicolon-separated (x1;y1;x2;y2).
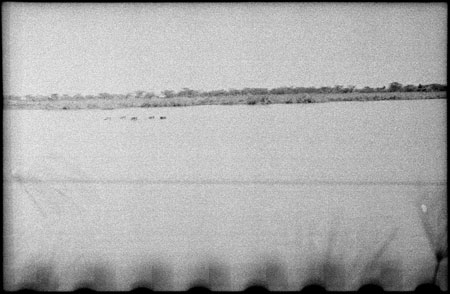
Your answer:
3;3;447;291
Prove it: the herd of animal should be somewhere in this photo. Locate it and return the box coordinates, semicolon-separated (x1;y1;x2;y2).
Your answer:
104;116;166;121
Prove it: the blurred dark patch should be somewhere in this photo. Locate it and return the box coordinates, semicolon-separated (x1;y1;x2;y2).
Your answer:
72;262;116;291
244;284;269;293
358;284;384;293
187;260;230;291
359;259;402;290
133;260;173;291
322;260;346;290
436;257;448;291
264;259;289;290
300;258;346;291
130;286;154;293
436;250;448;263
243;257;288;291
300;244;400;291
15;261;59;291
415;283;442;293
187;284;211;293
207;261;231;290
130;281;154;292
74;287;97;293
300;284;326;294
356;228;402;290
300;226;347;290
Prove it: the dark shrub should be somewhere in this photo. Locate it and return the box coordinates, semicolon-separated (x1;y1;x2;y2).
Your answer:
247;98;257;105
16;262;59;291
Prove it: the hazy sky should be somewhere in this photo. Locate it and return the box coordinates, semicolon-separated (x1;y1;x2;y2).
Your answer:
3;3;447;96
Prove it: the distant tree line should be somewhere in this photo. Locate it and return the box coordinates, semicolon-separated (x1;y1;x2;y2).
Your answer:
4;82;447;101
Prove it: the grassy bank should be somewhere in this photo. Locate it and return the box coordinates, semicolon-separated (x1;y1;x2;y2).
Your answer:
4;91;446;110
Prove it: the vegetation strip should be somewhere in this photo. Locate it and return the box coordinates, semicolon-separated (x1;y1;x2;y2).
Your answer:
4;83;446;110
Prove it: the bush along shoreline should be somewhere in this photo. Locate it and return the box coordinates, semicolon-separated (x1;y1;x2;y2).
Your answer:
4;83;447;110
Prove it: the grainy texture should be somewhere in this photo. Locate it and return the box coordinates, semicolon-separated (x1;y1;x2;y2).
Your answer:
4;91;446;110
3;100;447;290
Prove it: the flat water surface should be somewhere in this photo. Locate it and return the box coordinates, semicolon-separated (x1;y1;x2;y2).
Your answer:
3;100;447;290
